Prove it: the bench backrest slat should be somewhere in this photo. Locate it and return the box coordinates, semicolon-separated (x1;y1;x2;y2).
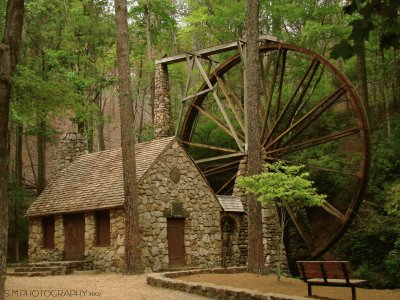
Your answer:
297;261;353;281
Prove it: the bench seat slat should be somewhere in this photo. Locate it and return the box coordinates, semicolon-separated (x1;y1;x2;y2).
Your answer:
297;261;366;300
307;278;366;286
297;261;352;280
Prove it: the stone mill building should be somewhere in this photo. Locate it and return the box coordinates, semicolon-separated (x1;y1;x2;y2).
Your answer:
25;54;283;274
26;137;223;272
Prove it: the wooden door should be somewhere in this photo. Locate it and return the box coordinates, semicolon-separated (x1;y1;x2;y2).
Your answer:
167;218;185;267
64;213;85;260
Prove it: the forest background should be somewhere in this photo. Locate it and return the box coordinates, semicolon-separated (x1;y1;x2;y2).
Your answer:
0;0;399;289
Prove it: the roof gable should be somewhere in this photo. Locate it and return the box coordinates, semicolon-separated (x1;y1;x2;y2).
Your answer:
26;137;175;217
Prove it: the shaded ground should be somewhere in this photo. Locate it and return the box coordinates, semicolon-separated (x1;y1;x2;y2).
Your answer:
179;273;400;300
5;273;207;300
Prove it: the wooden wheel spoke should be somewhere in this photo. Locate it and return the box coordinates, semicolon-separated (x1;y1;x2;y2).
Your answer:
261;49;282;139
321;201;346;223
180;141;238;153
266;157;360;178
194;56;244;151
195;152;244;164
265;87;346;148
284;204;316;250
216;75;245;133
263;58;319;146
193;104;245;144
284;60;320;129
216;173;237;194
275;49;287;122
203;160;241;176
220;76;244;112
265;127;360;156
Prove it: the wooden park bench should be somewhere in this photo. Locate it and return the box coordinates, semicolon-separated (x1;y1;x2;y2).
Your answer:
297;261;366;300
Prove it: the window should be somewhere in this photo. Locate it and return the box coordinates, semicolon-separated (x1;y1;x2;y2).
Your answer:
42;216;55;249
95;210;110;246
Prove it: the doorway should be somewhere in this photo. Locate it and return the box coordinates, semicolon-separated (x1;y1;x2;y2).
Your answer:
64;213;85;260
167;218;185;267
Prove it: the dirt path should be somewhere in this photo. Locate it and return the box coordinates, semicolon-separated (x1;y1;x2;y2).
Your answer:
179;273;400;300
5;273;207;300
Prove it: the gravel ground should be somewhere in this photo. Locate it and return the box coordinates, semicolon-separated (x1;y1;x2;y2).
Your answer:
5;273;207;300
179;273;400;300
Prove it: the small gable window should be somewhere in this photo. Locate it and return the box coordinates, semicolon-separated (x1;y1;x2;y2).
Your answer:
95;210;110;246
42;216;55;249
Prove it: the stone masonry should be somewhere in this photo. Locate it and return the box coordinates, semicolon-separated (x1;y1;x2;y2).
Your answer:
138;141;222;272
28;215;64;261
232;156;288;273
28;139;222;273
84;209;125;272
57;132;88;171
154;63;174;138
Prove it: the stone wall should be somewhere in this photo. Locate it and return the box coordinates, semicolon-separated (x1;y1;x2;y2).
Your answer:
57;133;88;171
154;63;174;138
28;215;64;261
147;267;310;300
221;214;246;267
232;156;288;273
28;141;222;272
138;141;222;272
84;209;125;272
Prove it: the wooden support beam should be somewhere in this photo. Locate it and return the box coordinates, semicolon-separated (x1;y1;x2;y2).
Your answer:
216;173;237;194
195;152;245;164
194;56;245;152
155;35;279;65
180;141;238;153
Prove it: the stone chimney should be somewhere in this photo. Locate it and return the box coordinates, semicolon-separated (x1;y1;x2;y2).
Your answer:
57;132;88;172
154;63;174;138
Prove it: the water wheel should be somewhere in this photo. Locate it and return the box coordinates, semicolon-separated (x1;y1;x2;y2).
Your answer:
177;42;370;258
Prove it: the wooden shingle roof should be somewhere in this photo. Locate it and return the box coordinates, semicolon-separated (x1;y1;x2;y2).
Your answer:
26;137;175;217
217;195;245;213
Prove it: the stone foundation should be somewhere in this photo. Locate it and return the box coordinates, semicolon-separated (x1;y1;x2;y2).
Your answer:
147;267;309;300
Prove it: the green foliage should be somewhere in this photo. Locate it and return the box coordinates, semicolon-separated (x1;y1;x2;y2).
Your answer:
237;162;326;208
331;0;400;59
178;0;245;50
333;116;400;289
237;162;326;280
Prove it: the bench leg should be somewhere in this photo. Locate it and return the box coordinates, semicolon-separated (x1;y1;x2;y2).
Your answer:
308;284;312;296
351;286;356;300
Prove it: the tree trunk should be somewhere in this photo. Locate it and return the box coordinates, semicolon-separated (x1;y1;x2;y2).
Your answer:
96;92;106;151
395;50;400;109
36;119;46;195
136;57;145;138
144;4;155;124
356;41;369;120
114;0;143;274
86;117;94;153
14;124;23;262
245;0;264;274
0;0;25;298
